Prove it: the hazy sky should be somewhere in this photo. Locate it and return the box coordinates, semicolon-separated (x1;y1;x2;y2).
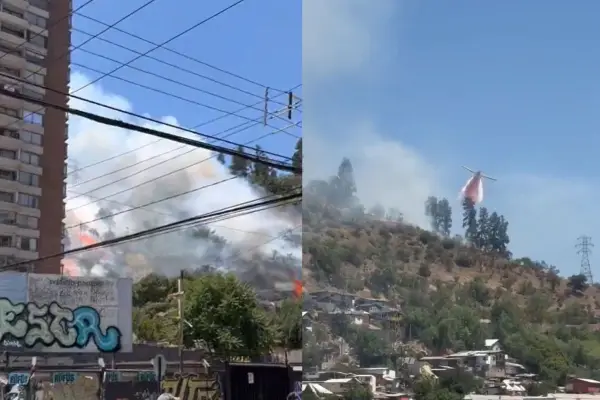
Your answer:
304;0;600;277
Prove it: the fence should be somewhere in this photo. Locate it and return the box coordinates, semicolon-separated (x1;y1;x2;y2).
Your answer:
1;362;298;400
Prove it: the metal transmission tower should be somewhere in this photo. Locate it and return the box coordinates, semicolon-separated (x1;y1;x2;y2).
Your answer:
576;236;594;284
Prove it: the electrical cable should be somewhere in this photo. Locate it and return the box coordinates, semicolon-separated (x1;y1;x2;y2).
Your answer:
72;43;296;124
0;73;296;162
6;0;240;134
74;11;291;98
0;86;300;173
2;190;301;270
66;85;299;177
65;115;299;201
69;60;300;137
64;122;300;215
69;0;246;99
65;188;281;238
66;176;238;230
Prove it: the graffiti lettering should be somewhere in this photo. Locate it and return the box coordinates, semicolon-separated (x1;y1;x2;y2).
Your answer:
0;298;122;352
161;374;222;400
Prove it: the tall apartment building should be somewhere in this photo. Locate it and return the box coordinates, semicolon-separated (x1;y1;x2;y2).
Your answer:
0;0;70;274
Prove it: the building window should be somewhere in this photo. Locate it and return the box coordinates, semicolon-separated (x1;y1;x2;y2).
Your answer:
16;214;37;229
26;33;46;50
0;149;16;160
17;193;38;208
0;24;25;39
23;112;42;125
0;41;21;56
25;12;46;29
0;65;19;77
19;130;42;145
0;106;18;117
24;49;44;66
29;0;48;11
0;235;12;247
0;211;15;225
20;151;39;166
18;237;37;251
21;88;43;101
0;169;16;181
18;171;39;187
1;129;18;139
0;191;14;203
24;71;43;86
1;4;24;19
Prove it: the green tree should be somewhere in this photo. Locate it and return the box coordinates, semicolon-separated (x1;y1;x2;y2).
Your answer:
229;144;250;177
342;382;373;400
184;273;276;358
133;273;176;307
274;299;302;349
475;207;489;249
330;158;358;208
461;198;477;242
251;145;271;184
487;212;510;256
425;196;441;233
568;274;589;294
291;138;302;174
437;198;453;237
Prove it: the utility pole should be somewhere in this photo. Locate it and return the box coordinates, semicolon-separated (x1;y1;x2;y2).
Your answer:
175;270;185;374
576;235;594;284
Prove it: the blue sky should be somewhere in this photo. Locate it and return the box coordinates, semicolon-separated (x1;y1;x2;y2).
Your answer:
70;0;301;161
304;1;600;276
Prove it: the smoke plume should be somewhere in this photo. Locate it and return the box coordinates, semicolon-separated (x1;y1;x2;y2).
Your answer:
64;73;300;286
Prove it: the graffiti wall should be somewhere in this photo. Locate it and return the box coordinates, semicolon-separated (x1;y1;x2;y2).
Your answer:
0;273;132;352
160;373;223;400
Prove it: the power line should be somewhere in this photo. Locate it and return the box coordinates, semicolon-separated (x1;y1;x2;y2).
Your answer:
66;85;299;177
68;60;300;137
71;34;292;113
66;176;238;230
576;235;594;284
6;0;241;135
65;123;300;215
0;72;295;162
73;0;246;95
65;108;299;200
66;188;282;239
74;11;291;97
2;190;301;271
0;86;300;173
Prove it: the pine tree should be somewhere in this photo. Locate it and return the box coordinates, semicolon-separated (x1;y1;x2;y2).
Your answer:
475;207;490;250
425;196;441;233
251;145;271;185
437;198;452;237
462;198;478;243
488;213;510;257
291;138;302;174
330;158;357;208
229;145;249;177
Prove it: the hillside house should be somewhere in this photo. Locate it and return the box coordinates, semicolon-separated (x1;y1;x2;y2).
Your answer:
310;290;358;308
420;347;507;378
566;377;600;394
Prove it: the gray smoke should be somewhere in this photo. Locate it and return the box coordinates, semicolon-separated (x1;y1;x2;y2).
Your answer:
63;72;301;289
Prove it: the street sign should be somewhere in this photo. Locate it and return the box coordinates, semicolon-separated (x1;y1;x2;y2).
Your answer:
152;354;167;381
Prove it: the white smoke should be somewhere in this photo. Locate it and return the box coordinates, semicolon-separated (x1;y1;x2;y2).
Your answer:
64;72;300;280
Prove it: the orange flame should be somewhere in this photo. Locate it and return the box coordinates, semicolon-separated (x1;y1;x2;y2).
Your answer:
62;258;80;277
79;232;97;246
294;279;303;298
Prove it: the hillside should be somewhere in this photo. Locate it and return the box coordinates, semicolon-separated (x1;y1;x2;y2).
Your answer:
303;158;600;386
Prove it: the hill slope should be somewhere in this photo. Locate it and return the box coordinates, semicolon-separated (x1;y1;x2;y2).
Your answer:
303;158;600;386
